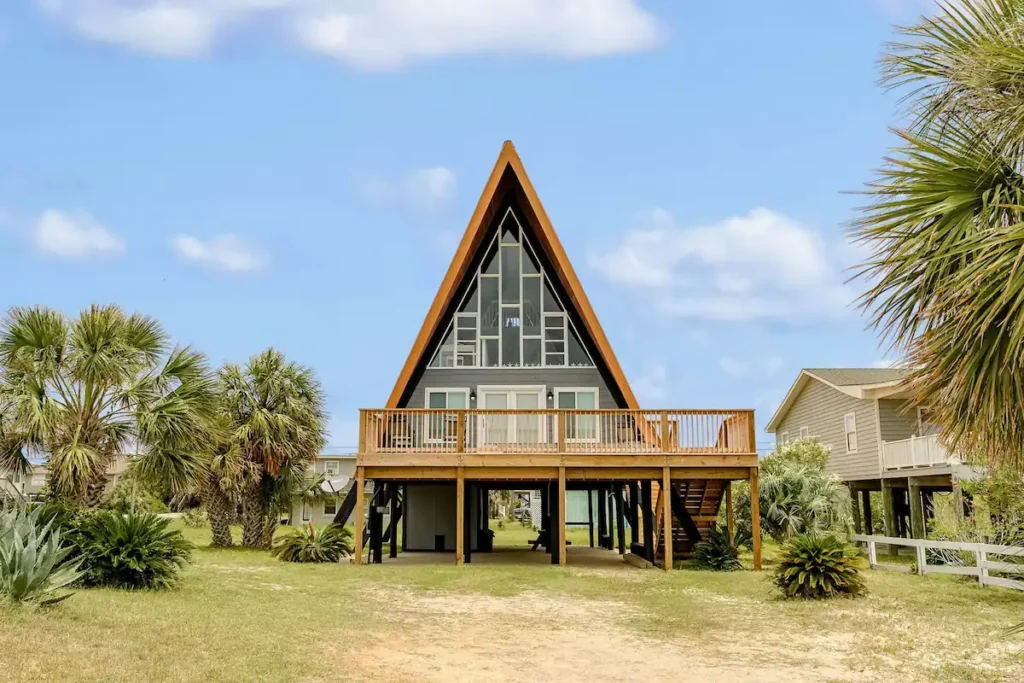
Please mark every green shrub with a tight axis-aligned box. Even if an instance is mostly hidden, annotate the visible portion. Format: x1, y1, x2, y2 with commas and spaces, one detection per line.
75, 512, 193, 589
693, 526, 742, 571
181, 508, 207, 529
0, 506, 82, 605
272, 523, 352, 563
774, 533, 865, 600
101, 474, 169, 515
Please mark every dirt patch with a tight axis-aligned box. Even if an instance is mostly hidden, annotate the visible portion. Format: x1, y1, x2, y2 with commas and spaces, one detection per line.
330, 588, 868, 683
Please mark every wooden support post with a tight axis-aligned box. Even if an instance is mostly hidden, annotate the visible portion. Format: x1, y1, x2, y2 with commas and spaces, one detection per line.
464, 482, 472, 564
353, 466, 365, 565
641, 480, 654, 563
550, 481, 559, 565
882, 479, 898, 556
540, 483, 550, 552
726, 481, 735, 551
370, 488, 383, 564
862, 489, 873, 535
628, 481, 640, 545
660, 410, 670, 452
909, 478, 925, 540
456, 468, 465, 566
851, 487, 863, 536
587, 488, 595, 548
615, 484, 626, 554
597, 485, 608, 549
557, 412, 566, 453
750, 466, 761, 571
662, 467, 673, 571
558, 467, 567, 567
456, 410, 465, 452
389, 482, 399, 559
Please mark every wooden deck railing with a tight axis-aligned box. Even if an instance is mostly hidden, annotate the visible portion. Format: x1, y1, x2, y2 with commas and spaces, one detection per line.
358, 409, 756, 456
881, 434, 960, 471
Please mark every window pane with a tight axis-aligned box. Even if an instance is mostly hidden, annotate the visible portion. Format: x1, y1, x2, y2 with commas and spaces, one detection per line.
429, 325, 455, 367
568, 326, 592, 366
501, 245, 520, 304
458, 281, 478, 313
557, 392, 576, 409
523, 239, 540, 274
482, 238, 499, 274
577, 391, 596, 409
448, 392, 467, 409
543, 279, 563, 312
523, 277, 541, 336
482, 339, 499, 367
480, 278, 499, 336
501, 212, 519, 243
428, 392, 448, 409
523, 338, 541, 366
502, 308, 520, 366
546, 353, 565, 366
324, 499, 337, 515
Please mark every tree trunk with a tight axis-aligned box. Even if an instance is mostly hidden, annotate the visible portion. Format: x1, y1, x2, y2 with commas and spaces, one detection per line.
200, 475, 235, 548
241, 482, 270, 549
260, 513, 278, 549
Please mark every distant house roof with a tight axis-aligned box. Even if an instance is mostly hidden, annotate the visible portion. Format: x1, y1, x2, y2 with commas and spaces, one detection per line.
766, 367, 913, 433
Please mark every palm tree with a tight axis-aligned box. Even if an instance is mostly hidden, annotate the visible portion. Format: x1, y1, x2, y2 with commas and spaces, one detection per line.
219, 349, 327, 549
0, 305, 218, 506
855, 0, 1024, 471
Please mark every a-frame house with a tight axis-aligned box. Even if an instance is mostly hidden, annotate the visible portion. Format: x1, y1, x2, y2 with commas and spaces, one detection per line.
351, 141, 760, 570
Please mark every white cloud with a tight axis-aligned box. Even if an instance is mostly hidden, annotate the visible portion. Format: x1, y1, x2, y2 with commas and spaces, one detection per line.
172, 233, 268, 272
362, 166, 457, 211
589, 207, 860, 323
36, 0, 664, 68
33, 209, 125, 259
633, 362, 668, 402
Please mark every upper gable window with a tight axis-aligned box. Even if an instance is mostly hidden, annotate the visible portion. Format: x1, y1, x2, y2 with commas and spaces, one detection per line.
429, 208, 595, 369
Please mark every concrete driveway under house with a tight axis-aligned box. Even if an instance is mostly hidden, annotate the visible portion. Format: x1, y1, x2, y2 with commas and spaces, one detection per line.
340, 141, 761, 570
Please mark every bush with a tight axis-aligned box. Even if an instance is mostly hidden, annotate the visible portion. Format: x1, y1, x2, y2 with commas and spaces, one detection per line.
693, 526, 741, 571
272, 523, 352, 563
0, 506, 82, 605
774, 533, 865, 600
75, 512, 193, 589
101, 474, 169, 515
181, 508, 207, 529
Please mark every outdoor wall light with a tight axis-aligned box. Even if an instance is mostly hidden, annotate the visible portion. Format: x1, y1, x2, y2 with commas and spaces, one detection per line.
470, 390, 477, 403
546, 390, 554, 403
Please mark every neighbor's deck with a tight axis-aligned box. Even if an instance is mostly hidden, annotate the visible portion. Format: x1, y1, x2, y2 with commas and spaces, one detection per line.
356, 408, 758, 479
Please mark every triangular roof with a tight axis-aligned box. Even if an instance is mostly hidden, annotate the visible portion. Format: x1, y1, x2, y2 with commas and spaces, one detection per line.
386, 141, 637, 409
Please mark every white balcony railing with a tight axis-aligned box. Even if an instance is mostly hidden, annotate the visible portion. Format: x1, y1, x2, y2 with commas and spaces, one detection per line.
882, 434, 960, 471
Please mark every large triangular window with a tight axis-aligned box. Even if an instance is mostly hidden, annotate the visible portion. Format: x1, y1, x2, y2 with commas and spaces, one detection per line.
429, 208, 595, 369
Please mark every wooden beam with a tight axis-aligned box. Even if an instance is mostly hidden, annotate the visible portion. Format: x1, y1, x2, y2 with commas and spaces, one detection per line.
750, 466, 762, 571
850, 487, 863, 536
628, 481, 640, 545
862, 489, 873, 534
353, 466, 365, 565
389, 483, 399, 559
726, 481, 735, 551
641, 480, 654, 563
587, 488, 595, 547
360, 454, 758, 469
558, 466, 567, 567
662, 466, 673, 571
614, 485, 626, 554
456, 467, 465, 566
909, 477, 926, 540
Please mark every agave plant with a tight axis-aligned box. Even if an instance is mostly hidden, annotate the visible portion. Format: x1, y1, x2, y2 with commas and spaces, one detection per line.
272, 522, 352, 563
0, 506, 82, 605
693, 526, 741, 571
774, 533, 865, 600
75, 511, 193, 589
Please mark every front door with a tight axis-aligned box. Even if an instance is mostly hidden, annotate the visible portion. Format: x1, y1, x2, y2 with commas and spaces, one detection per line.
479, 387, 545, 447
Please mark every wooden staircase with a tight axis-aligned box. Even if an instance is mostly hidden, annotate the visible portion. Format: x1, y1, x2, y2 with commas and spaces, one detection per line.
656, 480, 726, 559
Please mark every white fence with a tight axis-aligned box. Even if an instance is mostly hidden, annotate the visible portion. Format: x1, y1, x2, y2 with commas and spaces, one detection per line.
852, 534, 1024, 591
881, 434, 958, 471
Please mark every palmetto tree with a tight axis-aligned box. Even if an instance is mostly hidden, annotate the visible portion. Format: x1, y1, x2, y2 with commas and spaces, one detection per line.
0, 305, 218, 506
855, 0, 1024, 470
219, 349, 327, 549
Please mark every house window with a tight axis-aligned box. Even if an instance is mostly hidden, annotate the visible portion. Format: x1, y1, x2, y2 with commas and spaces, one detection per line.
301, 501, 311, 522
844, 413, 858, 452
779, 432, 789, 448
324, 498, 337, 516
425, 389, 469, 443
555, 388, 599, 441
918, 407, 940, 437
428, 207, 595, 369
324, 461, 339, 475
799, 426, 809, 440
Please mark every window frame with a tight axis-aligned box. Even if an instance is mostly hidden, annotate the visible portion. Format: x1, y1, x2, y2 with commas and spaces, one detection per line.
424, 388, 471, 444
323, 497, 337, 516
554, 387, 600, 443
844, 412, 859, 453
778, 432, 789, 448
301, 501, 311, 522
324, 460, 340, 475
799, 426, 810, 441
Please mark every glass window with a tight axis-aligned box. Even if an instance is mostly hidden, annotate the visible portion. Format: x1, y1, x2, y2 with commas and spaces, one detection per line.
523, 338, 542, 366
523, 239, 540, 274
557, 389, 599, 441
480, 278, 499, 336
482, 339, 499, 367
482, 238, 499, 274
429, 324, 455, 367
501, 245, 520, 304
543, 279, 563, 312
567, 326, 592, 366
325, 461, 339, 475
458, 281, 478, 313
301, 502, 311, 522
324, 498, 337, 516
844, 413, 858, 452
502, 308, 520, 366
500, 213, 519, 243
522, 277, 541, 336
426, 390, 468, 442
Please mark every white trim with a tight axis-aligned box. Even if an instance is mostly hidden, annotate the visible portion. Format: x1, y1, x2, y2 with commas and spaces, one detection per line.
874, 398, 884, 478
324, 461, 340, 475
799, 426, 809, 440
423, 388, 471, 444
779, 431, 789, 448
323, 497, 338, 516
553, 387, 600, 443
476, 385, 547, 445
844, 412, 859, 453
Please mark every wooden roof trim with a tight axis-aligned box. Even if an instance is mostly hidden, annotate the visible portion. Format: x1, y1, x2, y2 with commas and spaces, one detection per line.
386, 140, 638, 409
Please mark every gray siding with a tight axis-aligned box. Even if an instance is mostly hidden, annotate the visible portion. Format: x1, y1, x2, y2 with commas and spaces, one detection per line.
287, 456, 359, 527
405, 367, 621, 409
878, 399, 918, 443
776, 379, 880, 481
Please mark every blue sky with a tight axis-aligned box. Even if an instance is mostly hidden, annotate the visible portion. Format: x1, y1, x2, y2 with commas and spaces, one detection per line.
0, 1, 933, 452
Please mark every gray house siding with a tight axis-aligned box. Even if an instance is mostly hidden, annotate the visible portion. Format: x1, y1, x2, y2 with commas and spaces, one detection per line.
287, 456, 359, 527
776, 380, 880, 481
878, 399, 918, 443
404, 367, 622, 409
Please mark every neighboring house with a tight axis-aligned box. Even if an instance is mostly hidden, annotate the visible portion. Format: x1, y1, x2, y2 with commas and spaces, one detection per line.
766, 368, 980, 540
345, 141, 760, 569
1, 455, 131, 504
284, 453, 363, 527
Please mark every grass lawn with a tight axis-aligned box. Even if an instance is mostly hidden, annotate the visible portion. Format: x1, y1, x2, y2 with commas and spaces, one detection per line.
1, 521, 1022, 683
